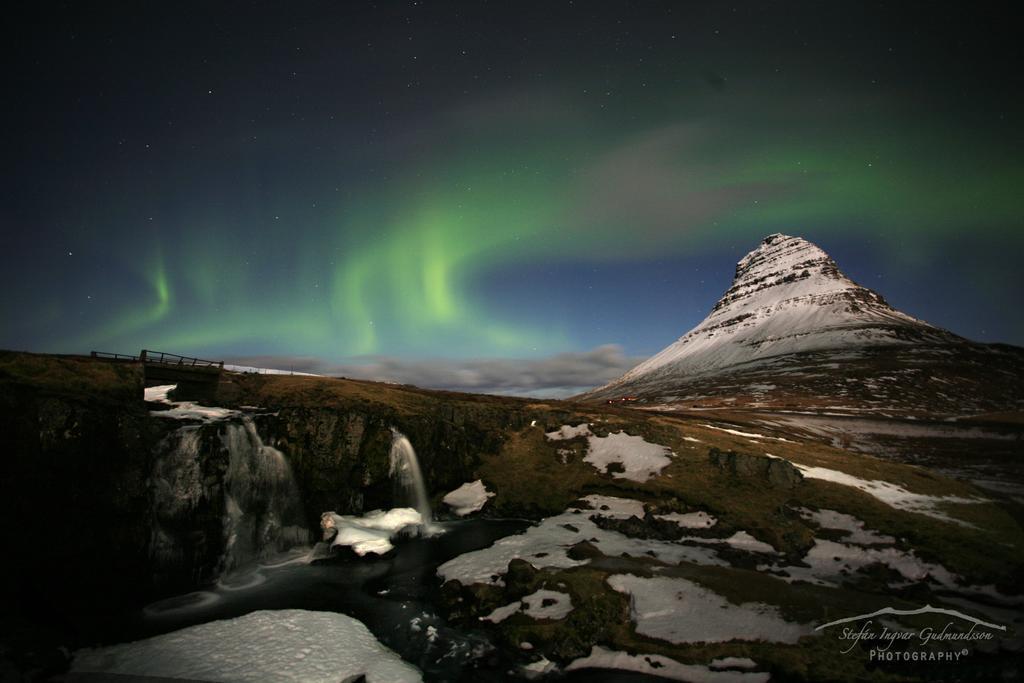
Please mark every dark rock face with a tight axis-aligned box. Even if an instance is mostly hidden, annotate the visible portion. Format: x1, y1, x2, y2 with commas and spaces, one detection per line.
708, 447, 803, 488
147, 422, 232, 592
254, 402, 531, 530
0, 380, 158, 673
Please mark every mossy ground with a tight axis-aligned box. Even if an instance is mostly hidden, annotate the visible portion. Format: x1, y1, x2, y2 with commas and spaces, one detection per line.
3, 352, 1019, 681
0, 350, 143, 404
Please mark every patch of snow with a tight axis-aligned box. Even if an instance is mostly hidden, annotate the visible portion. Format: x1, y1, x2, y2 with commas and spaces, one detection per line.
607, 574, 811, 644
683, 436, 702, 443
224, 364, 320, 376
521, 656, 559, 679
798, 508, 895, 545
584, 431, 673, 482
144, 384, 176, 403
546, 423, 592, 440
437, 496, 725, 586
655, 511, 717, 528
723, 531, 777, 554
568, 646, 768, 683
795, 464, 983, 527
701, 424, 793, 442
442, 480, 495, 516
521, 589, 573, 620
710, 657, 759, 671
764, 539, 959, 588
321, 508, 422, 556
480, 601, 522, 624
72, 609, 421, 682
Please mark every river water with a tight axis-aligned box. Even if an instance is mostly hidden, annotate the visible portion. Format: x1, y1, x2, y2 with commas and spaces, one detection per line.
83, 517, 676, 682
118, 519, 528, 681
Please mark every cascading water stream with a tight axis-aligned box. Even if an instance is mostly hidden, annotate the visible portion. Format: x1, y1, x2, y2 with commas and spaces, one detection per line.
221, 417, 308, 572
388, 428, 434, 527
149, 401, 310, 585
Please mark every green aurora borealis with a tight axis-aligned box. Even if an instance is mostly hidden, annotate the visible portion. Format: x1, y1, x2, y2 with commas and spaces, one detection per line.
3, 2, 1022, 390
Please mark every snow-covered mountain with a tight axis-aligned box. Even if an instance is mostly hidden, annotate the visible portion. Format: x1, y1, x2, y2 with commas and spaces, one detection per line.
581, 233, 1024, 415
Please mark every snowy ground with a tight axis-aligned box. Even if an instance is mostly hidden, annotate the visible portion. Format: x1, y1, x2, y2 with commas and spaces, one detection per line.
607, 574, 811, 644
443, 480, 495, 516
437, 495, 727, 586
583, 431, 674, 482
321, 508, 423, 556
545, 423, 592, 440
655, 510, 718, 528
567, 646, 768, 683
793, 462, 983, 526
798, 507, 895, 545
762, 538, 960, 589
545, 424, 674, 483
224, 364, 320, 376
482, 589, 574, 623
701, 423, 794, 442
72, 609, 421, 682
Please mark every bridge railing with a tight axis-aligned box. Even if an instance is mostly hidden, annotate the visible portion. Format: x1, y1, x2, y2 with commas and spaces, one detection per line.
90, 351, 139, 362
139, 350, 224, 369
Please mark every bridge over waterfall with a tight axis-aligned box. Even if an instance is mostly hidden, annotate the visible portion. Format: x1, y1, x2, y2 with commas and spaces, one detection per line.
91, 349, 224, 397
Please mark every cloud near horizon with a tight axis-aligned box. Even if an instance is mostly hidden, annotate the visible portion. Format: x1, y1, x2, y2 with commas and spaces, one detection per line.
224, 344, 645, 398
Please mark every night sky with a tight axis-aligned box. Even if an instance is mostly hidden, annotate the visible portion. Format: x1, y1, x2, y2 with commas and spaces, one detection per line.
3, 2, 1021, 395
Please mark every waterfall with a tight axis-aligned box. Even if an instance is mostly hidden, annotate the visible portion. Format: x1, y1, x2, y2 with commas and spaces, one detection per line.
388, 428, 433, 525
221, 417, 309, 572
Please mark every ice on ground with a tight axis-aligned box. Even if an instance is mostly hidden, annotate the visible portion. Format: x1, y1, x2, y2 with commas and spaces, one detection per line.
152, 400, 239, 421
72, 609, 421, 682
443, 480, 495, 516
144, 384, 176, 403
521, 656, 559, 678
766, 540, 1024, 605
482, 589, 573, 622
764, 539, 958, 588
655, 511, 717, 528
567, 647, 768, 683
722, 531, 777, 554
321, 508, 422, 556
546, 423, 592, 440
798, 507, 895, 545
583, 494, 645, 519
710, 657, 759, 671
584, 431, 673, 483
701, 424, 793, 442
438, 495, 725, 586
481, 601, 522, 624
794, 463, 983, 527
521, 589, 573, 620
607, 574, 811, 644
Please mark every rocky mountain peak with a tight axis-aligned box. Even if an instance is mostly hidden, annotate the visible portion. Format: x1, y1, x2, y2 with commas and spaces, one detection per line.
582, 232, 959, 400
714, 233, 847, 314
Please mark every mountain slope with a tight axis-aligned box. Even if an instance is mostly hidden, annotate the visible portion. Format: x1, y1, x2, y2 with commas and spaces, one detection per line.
581, 233, 1024, 415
